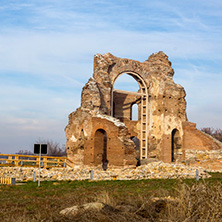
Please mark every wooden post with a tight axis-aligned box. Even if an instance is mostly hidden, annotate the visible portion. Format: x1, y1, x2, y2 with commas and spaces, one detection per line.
14, 156, 19, 166
43, 157, 47, 168
8, 155, 12, 165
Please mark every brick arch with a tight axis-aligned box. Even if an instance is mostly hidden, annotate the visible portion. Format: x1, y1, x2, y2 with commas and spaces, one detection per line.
106, 56, 148, 85
113, 71, 147, 88
171, 128, 182, 162
111, 71, 148, 115
94, 128, 108, 170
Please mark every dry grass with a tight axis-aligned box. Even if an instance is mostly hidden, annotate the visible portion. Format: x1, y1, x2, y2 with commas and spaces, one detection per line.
1, 177, 222, 221
75, 182, 222, 222
166, 182, 222, 221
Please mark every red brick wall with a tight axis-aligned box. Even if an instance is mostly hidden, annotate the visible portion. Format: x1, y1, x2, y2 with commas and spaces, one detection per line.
84, 117, 134, 166
183, 122, 221, 151
160, 134, 172, 162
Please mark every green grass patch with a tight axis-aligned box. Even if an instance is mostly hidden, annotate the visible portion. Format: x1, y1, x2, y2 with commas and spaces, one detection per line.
1, 174, 222, 221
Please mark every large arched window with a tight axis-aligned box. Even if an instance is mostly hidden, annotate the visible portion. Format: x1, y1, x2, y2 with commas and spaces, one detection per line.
114, 73, 140, 92
113, 73, 140, 121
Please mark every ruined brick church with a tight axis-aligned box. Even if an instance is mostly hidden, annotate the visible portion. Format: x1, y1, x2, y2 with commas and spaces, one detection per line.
65, 52, 222, 169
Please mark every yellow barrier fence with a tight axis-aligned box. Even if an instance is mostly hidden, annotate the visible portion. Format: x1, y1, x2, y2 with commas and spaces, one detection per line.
0, 154, 74, 168
0, 177, 16, 185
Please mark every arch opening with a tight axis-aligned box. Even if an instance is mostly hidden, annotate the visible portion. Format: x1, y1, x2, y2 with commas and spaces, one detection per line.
112, 73, 141, 121
171, 129, 182, 162
114, 73, 140, 92
94, 129, 108, 170
131, 103, 139, 121
112, 72, 146, 120
111, 71, 148, 160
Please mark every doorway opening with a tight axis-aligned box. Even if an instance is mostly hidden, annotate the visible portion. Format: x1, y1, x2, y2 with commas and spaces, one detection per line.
94, 129, 108, 170
171, 129, 181, 162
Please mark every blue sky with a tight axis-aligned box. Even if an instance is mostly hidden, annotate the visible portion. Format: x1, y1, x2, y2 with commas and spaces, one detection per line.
0, 0, 222, 154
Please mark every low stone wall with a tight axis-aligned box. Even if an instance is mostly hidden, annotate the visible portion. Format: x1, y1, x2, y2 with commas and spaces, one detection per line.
185, 149, 222, 171
186, 149, 222, 161
0, 161, 210, 182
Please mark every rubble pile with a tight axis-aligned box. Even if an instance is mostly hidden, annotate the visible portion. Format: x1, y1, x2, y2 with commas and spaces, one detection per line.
0, 161, 210, 182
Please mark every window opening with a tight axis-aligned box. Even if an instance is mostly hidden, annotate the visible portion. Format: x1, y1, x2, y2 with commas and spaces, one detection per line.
171, 129, 181, 162
131, 103, 139, 120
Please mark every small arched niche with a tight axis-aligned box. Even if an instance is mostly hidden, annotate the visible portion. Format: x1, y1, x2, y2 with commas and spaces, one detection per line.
94, 129, 108, 170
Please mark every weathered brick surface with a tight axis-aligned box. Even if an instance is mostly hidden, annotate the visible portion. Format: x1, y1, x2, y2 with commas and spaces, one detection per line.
183, 122, 222, 151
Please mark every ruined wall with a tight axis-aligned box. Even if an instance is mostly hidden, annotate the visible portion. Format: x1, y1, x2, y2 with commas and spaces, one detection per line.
65, 52, 222, 168
92, 52, 187, 160
65, 108, 136, 167
65, 75, 137, 167
113, 92, 139, 121
183, 122, 222, 151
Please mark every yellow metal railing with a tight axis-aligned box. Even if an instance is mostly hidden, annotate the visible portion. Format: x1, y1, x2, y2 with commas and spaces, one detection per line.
0, 177, 16, 185
0, 154, 74, 168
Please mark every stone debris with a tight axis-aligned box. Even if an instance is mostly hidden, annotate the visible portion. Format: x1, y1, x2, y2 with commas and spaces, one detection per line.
95, 112, 125, 127
60, 202, 105, 216
60, 197, 178, 217
0, 161, 210, 182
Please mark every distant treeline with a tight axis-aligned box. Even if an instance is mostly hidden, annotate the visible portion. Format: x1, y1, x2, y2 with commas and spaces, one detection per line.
201, 127, 222, 142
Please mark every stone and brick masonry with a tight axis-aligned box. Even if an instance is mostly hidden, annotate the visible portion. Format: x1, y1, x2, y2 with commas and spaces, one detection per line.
1, 52, 221, 182
65, 52, 222, 170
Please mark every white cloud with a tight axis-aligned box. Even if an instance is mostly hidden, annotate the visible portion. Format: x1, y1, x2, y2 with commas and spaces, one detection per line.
0, 29, 221, 78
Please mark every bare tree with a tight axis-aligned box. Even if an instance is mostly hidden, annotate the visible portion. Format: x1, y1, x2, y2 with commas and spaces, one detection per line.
213, 128, 222, 142
16, 150, 34, 155
201, 127, 222, 142
36, 139, 67, 157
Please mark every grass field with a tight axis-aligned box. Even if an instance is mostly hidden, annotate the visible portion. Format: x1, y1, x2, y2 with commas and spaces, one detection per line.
1, 173, 222, 221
